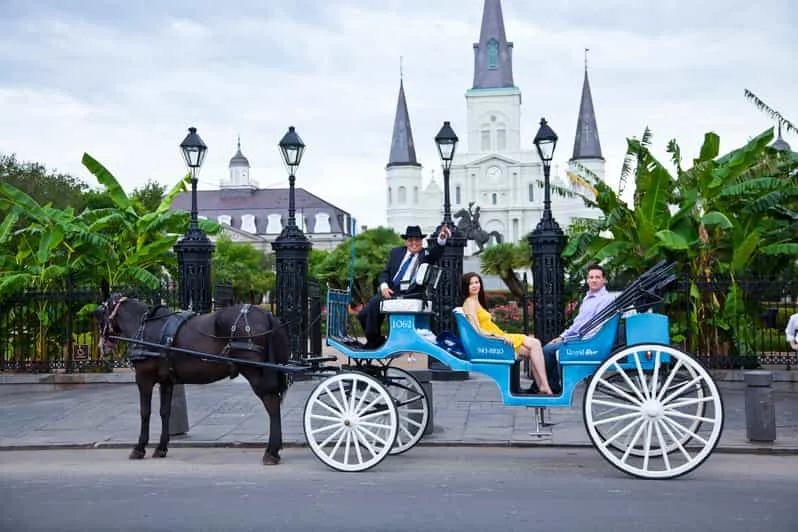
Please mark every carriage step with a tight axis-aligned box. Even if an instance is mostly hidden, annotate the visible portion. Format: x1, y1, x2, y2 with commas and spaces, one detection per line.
528, 407, 554, 438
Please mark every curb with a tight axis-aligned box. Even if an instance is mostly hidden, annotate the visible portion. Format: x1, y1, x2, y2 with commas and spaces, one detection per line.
2, 369, 797, 385
2, 440, 797, 455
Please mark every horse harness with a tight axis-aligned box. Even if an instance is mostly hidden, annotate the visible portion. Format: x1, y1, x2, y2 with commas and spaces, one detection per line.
128, 304, 269, 381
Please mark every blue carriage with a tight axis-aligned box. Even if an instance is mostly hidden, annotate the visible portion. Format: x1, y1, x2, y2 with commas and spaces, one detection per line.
303, 261, 724, 479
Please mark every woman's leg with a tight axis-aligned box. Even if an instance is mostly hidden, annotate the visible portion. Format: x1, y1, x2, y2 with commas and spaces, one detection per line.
522, 337, 552, 394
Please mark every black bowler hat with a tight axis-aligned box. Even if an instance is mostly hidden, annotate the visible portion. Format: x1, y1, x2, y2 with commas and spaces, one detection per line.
401, 225, 425, 239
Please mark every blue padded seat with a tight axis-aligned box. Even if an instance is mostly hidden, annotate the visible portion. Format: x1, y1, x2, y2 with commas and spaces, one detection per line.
453, 308, 515, 362
557, 314, 620, 364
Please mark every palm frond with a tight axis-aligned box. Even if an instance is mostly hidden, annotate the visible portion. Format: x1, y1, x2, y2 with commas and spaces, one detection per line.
744, 89, 797, 135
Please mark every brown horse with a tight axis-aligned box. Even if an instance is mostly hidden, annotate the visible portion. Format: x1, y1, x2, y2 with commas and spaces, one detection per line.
94, 293, 290, 465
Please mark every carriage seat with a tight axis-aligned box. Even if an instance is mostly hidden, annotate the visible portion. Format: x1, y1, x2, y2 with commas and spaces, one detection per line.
557, 314, 620, 364
452, 307, 515, 363
379, 263, 440, 314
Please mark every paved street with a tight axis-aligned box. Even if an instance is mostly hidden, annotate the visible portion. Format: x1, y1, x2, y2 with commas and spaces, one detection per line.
2, 447, 796, 532
0, 370, 797, 453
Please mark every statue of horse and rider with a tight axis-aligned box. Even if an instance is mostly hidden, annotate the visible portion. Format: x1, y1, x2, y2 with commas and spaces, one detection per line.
453, 202, 503, 254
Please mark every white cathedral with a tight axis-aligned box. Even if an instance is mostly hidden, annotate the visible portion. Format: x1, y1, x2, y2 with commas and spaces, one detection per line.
385, 0, 605, 254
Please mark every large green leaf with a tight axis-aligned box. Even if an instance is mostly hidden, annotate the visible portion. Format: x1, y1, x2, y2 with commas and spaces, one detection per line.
654, 229, 690, 250
81, 153, 134, 215
731, 230, 760, 271
700, 211, 733, 229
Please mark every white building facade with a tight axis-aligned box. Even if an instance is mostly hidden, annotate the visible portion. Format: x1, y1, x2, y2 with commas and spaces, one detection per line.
386, 0, 605, 253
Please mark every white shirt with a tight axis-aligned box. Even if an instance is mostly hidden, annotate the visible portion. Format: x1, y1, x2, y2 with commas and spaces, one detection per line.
786, 313, 798, 343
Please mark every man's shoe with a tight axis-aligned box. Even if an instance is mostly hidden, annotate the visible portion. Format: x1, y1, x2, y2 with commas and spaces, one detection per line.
364, 336, 386, 350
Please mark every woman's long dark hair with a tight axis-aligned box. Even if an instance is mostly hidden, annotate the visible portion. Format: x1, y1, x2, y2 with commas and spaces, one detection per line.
461, 272, 488, 308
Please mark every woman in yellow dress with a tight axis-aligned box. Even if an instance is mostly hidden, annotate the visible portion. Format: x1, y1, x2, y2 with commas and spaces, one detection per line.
461, 272, 553, 395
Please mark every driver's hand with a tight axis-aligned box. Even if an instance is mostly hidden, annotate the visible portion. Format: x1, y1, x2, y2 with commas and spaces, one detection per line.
382, 287, 394, 299
440, 223, 451, 239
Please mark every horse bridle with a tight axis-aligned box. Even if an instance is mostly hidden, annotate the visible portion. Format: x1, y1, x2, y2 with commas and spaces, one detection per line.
97, 295, 128, 354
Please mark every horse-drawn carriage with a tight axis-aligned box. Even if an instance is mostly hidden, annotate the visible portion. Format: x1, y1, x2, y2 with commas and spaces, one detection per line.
98, 261, 723, 479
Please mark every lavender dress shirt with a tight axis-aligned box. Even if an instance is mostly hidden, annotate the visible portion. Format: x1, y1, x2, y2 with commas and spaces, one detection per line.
561, 286, 614, 339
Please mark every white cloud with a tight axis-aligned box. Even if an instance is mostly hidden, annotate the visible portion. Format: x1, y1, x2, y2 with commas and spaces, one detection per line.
0, 0, 796, 226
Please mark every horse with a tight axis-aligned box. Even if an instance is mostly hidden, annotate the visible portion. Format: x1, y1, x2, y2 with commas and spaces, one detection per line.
93, 292, 291, 465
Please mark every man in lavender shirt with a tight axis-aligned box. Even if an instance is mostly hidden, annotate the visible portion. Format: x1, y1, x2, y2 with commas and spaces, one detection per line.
533, 264, 614, 394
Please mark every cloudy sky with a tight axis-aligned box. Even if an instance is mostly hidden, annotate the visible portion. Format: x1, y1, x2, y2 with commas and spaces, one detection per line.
1, 0, 796, 229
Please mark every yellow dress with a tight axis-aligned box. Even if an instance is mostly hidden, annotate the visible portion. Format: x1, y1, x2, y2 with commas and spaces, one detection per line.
477, 306, 526, 350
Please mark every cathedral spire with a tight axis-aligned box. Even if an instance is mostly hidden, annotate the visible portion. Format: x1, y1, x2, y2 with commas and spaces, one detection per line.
472, 0, 514, 89
387, 75, 420, 167
571, 51, 604, 161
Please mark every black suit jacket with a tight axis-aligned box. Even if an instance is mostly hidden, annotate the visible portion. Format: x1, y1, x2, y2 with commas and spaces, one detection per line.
378, 241, 445, 289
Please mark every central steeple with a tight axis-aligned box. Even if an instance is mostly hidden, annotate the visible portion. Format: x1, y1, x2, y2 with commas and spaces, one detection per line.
472, 0, 514, 89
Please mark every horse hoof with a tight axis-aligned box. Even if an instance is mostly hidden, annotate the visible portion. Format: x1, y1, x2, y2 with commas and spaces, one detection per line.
129, 449, 146, 460
152, 449, 168, 458
262, 454, 280, 466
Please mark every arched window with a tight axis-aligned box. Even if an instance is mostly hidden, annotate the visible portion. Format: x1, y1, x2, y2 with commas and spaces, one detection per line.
388, 187, 392, 205
487, 39, 499, 70
398, 186, 407, 204
491, 193, 497, 205
481, 129, 491, 151
413, 186, 419, 204
455, 185, 461, 204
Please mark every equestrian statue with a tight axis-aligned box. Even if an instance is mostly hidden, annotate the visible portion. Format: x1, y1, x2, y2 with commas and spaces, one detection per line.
453, 202, 503, 254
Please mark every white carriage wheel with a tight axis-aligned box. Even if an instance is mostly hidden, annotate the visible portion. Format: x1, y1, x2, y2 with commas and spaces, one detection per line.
591, 360, 706, 457
383, 367, 430, 455
583, 344, 724, 479
303, 372, 398, 472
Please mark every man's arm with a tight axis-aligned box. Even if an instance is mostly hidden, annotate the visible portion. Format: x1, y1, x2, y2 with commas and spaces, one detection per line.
378, 248, 400, 297
423, 224, 450, 264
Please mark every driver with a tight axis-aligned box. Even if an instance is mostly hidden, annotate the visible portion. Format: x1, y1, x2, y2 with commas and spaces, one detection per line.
357, 224, 450, 349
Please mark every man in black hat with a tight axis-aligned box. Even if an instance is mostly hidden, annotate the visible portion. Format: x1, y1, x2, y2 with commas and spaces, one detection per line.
357, 223, 451, 348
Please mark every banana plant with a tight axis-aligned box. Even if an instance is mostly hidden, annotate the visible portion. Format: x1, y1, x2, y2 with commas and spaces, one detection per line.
80, 153, 220, 289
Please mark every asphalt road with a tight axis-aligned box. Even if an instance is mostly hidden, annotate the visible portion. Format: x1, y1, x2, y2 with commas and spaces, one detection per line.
1, 447, 795, 532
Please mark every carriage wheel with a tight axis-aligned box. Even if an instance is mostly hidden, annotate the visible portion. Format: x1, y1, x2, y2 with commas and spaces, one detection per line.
303, 372, 398, 472
591, 361, 706, 457
382, 367, 430, 455
583, 344, 724, 479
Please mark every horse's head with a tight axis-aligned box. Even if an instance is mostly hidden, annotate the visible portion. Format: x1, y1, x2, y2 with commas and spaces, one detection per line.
93, 292, 137, 356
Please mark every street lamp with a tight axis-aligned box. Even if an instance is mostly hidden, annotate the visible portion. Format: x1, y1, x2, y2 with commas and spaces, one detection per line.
435, 121, 458, 225
271, 126, 312, 361
174, 126, 214, 314
428, 121, 468, 380
528, 118, 566, 344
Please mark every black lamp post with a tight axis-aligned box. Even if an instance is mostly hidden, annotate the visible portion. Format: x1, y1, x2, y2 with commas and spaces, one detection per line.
528, 118, 566, 344
271, 126, 312, 360
428, 121, 468, 380
174, 126, 214, 314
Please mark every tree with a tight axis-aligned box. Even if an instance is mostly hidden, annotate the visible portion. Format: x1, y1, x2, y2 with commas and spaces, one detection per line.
211, 235, 275, 303
478, 241, 530, 302
131, 180, 167, 213
0, 153, 89, 211
312, 227, 403, 304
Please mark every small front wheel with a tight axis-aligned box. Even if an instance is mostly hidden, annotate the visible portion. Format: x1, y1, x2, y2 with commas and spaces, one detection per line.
303, 372, 398, 472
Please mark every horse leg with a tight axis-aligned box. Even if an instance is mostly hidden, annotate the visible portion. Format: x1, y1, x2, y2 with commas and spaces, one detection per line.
131, 377, 154, 460
152, 380, 173, 458
261, 393, 283, 465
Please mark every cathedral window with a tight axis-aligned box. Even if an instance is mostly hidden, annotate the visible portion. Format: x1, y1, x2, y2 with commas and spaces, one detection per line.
388, 187, 392, 205
481, 129, 491, 151
413, 186, 419, 204
487, 39, 499, 70
496, 128, 506, 151
398, 186, 407, 204
455, 185, 461, 204
528, 184, 534, 202
491, 193, 497, 205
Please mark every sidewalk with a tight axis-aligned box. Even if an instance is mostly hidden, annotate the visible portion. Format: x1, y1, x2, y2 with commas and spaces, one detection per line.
1, 364, 796, 454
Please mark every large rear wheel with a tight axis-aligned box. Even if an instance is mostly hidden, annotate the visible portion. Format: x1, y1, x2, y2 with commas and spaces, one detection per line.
583, 344, 724, 479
